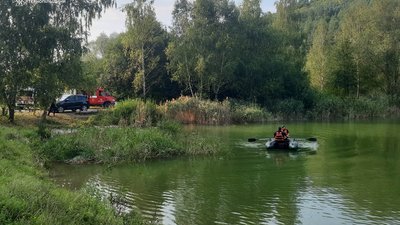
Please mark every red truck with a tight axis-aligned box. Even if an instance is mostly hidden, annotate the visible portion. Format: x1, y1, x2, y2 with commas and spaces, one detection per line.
88, 88, 116, 107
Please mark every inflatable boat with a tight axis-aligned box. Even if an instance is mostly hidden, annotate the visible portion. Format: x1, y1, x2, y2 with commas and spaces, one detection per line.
265, 138, 299, 150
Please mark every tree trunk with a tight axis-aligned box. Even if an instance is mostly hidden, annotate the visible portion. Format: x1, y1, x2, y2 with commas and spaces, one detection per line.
41, 109, 47, 122
1, 107, 6, 116
8, 105, 15, 123
142, 44, 146, 99
184, 54, 194, 97
356, 60, 360, 99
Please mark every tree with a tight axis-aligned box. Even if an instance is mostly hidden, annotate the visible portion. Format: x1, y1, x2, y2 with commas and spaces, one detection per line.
305, 19, 330, 91
0, 0, 115, 122
123, 0, 165, 99
166, 0, 196, 96
100, 34, 134, 100
82, 33, 119, 95
231, 0, 269, 101
328, 39, 357, 97
332, 0, 389, 99
205, 0, 240, 99
371, 0, 400, 104
0, 2, 33, 123
168, 0, 240, 99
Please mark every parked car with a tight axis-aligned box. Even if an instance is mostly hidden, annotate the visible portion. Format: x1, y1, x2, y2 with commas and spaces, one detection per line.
56, 95, 89, 113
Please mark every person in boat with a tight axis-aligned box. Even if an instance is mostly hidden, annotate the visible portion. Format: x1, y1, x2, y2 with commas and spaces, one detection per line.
282, 125, 289, 139
273, 127, 287, 141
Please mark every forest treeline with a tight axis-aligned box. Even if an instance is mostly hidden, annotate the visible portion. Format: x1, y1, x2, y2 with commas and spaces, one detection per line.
84, 0, 400, 118
1, 0, 400, 122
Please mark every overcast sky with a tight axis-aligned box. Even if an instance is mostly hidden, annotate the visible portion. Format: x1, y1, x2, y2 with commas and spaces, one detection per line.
88, 0, 277, 41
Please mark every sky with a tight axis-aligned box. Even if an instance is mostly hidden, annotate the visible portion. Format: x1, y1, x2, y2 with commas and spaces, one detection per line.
88, 0, 277, 41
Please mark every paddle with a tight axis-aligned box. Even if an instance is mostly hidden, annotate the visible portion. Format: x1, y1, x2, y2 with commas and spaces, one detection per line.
307, 137, 317, 142
248, 138, 271, 142
249, 137, 317, 142
293, 137, 318, 142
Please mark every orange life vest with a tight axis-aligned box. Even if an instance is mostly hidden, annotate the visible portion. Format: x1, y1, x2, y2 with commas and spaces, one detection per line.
274, 131, 284, 141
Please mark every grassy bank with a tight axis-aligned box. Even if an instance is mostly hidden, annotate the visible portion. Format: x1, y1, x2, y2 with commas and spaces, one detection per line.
0, 127, 145, 225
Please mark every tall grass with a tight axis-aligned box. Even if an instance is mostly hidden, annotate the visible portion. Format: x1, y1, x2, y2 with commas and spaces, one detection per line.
88, 99, 160, 127
230, 100, 272, 124
0, 126, 146, 225
36, 125, 224, 164
274, 99, 305, 120
306, 94, 391, 120
89, 95, 394, 123
161, 96, 270, 125
89, 97, 269, 126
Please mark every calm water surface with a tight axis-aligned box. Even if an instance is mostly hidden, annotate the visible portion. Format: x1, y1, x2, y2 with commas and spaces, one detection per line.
50, 122, 400, 225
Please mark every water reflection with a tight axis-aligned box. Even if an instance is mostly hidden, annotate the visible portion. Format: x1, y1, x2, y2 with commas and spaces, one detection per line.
50, 123, 400, 225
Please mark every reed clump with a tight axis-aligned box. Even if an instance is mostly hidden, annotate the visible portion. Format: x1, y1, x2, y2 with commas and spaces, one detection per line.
36, 124, 223, 164
88, 99, 160, 127
161, 96, 269, 125
306, 94, 390, 120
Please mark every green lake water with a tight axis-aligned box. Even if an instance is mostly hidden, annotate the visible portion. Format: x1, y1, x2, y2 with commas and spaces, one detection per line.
50, 122, 400, 225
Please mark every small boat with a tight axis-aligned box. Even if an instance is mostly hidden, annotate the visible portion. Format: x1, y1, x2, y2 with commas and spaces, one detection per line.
265, 138, 299, 150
